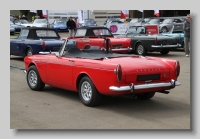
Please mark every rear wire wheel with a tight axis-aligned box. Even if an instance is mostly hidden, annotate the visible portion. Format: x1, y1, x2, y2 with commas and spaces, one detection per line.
136, 43, 147, 55
26, 48, 33, 56
79, 76, 102, 107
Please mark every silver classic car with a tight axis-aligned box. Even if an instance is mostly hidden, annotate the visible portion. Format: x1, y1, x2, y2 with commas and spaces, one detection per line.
159, 18, 185, 33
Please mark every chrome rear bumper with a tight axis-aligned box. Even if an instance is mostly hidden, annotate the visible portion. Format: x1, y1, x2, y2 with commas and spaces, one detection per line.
151, 44, 181, 48
109, 79, 181, 92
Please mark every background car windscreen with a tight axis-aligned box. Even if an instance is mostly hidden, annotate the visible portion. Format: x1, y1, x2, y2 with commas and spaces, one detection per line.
93, 29, 112, 36
75, 29, 87, 36
36, 30, 59, 38
127, 26, 146, 34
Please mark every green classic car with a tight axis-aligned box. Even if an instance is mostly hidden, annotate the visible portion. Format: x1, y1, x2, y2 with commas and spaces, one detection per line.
117, 26, 181, 55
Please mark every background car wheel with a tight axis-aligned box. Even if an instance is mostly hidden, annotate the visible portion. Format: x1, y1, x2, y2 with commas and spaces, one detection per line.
161, 27, 168, 33
160, 50, 169, 55
27, 65, 45, 91
136, 43, 147, 55
182, 42, 185, 52
79, 76, 102, 107
136, 92, 155, 100
84, 45, 90, 49
26, 48, 33, 56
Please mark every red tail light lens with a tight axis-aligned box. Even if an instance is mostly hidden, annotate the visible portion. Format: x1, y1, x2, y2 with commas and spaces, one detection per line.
178, 36, 180, 43
115, 64, 122, 82
42, 41, 46, 50
155, 37, 158, 44
175, 61, 180, 77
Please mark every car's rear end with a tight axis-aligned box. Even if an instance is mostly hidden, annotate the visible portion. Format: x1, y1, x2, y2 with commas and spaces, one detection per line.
107, 37, 132, 53
92, 56, 181, 95
149, 34, 181, 51
39, 39, 65, 52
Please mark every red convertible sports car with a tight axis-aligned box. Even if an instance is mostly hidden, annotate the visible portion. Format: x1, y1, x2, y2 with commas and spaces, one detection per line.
24, 38, 181, 107
65, 26, 132, 53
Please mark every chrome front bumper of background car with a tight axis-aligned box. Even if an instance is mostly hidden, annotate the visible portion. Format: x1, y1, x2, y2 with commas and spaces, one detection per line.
151, 43, 181, 48
109, 79, 181, 92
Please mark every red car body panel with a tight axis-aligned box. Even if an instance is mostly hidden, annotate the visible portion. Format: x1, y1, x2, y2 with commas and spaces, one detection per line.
24, 53, 179, 95
67, 36, 132, 53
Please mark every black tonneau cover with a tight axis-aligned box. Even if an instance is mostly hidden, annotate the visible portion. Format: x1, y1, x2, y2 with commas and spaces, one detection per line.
63, 47, 137, 60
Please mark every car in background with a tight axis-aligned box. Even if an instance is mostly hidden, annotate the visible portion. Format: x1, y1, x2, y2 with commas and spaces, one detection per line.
13, 19, 33, 27
10, 25, 15, 35
104, 18, 119, 25
10, 21, 25, 33
79, 19, 97, 27
133, 18, 153, 26
159, 18, 185, 33
129, 18, 140, 24
162, 26, 184, 50
23, 39, 181, 107
50, 19, 68, 32
66, 26, 132, 54
119, 18, 132, 23
10, 27, 64, 57
116, 26, 181, 55
107, 20, 124, 24
32, 19, 48, 27
145, 18, 165, 25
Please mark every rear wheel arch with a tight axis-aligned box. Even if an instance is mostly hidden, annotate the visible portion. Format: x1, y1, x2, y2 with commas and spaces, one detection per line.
131, 41, 142, 53
76, 73, 99, 92
76, 73, 90, 91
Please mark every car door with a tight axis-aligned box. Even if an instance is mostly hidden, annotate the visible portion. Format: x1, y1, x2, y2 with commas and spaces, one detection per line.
10, 29, 29, 56
46, 56, 74, 88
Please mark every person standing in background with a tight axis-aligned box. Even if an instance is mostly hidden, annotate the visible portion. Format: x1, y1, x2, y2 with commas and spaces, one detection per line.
10, 14, 14, 22
74, 18, 80, 28
183, 14, 190, 57
67, 16, 76, 37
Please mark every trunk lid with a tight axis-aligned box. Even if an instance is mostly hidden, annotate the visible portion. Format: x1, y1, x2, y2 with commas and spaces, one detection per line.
104, 56, 170, 84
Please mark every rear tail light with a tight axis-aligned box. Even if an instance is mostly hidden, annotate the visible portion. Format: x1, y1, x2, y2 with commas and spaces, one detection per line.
178, 36, 180, 43
42, 41, 46, 50
114, 64, 122, 82
175, 61, 180, 77
155, 37, 158, 45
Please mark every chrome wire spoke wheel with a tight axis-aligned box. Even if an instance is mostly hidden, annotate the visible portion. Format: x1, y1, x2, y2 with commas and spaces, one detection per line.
81, 81, 92, 101
26, 48, 33, 56
28, 70, 38, 87
137, 45, 144, 55
27, 50, 32, 56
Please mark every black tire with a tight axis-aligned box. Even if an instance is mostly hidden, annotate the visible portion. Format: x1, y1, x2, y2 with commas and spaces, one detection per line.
26, 48, 33, 56
161, 27, 168, 33
79, 76, 102, 107
160, 50, 169, 55
136, 92, 155, 100
182, 42, 185, 52
136, 43, 147, 55
84, 45, 90, 49
27, 65, 45, 91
